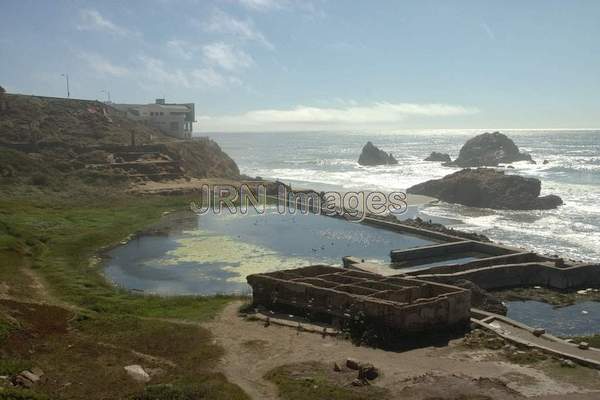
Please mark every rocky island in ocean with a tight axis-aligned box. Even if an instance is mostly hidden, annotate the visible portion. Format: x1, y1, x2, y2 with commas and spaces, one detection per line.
424, 151, 452, 163
358, 141, 398, 166
407, 168, 563, 210
447, 131, 534, 167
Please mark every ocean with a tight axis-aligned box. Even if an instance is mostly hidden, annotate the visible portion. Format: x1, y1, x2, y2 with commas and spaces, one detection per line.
207, 130, 600, 263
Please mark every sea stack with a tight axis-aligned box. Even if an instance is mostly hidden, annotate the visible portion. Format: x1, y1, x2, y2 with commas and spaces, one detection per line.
425, 152, 451, 163
448, 132, 534, 167
407, 168, 563, 210
358, 142, 398, 166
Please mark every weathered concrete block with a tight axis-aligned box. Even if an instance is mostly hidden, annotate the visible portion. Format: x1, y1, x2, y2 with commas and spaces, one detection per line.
346, 358, 360, 370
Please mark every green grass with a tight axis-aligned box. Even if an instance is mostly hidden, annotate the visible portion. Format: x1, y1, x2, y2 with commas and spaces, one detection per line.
265, 362, 389, 400
132, 378, 249, 400
0, 194, 234, 321
0, 358, 32, 376
0, 191, 250, 399
0, 388, 50, 400
0, 316, 12, 343
569, 335, 600, 348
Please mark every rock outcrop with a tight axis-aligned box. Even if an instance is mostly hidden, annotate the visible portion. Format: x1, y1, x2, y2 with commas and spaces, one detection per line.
163, 138, 240, 179
425, 152, 451, 163
449, 132, 533, 167
358, 142, 398, 166
407, 168, 563, 210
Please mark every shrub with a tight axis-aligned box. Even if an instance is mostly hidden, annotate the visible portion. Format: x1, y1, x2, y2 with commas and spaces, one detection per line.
30, 174, 48, 186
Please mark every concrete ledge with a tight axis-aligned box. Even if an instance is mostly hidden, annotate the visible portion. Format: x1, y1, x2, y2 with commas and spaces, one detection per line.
244, 312, 340, 336
405, 252, 548, 276
471, 308, 600, 370
414, 262, 600, 291
390, 241, 475, 262
390, 240, 521, 264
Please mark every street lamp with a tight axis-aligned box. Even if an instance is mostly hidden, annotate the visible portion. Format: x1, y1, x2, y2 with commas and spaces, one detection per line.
101, 89, 111, 103
61, 73, 70, 98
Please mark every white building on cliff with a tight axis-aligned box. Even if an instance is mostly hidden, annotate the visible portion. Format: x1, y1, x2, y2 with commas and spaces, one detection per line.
113, 98, 195, 139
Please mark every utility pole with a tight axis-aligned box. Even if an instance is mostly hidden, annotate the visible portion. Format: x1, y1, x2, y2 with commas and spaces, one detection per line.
101, 89, 111, 103
61, 73, 70, 98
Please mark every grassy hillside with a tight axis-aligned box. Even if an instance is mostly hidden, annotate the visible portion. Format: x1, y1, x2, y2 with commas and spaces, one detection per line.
0, 94, 240, 191
0, 94, 167, 146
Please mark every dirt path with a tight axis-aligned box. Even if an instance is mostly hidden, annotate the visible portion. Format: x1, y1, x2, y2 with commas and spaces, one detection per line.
1, 264, 83, 313
205, 301, 599, 400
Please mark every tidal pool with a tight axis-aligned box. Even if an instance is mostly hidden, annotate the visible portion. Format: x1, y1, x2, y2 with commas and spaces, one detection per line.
104, 208, 436, 295
506, 300, 600, 337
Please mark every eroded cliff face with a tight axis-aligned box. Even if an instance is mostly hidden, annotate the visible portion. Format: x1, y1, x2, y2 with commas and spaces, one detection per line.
163, 139, 240, 179
407, 168, 563, 210
0, 94, 240, 188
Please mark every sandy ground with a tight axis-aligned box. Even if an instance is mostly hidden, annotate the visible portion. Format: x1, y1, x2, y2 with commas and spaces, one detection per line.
205, 301, 600, 400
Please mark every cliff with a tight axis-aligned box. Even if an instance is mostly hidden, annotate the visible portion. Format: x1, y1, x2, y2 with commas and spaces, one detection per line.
0, 94, 240, 188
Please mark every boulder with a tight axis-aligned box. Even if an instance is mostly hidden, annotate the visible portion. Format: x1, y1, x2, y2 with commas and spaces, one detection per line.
358, 142, 398, 166
448, 132, 533, 167
561, 359, 576, 368
424, 152, 451, 163
533, 328, 546, 337
124, 365, 151, 383
407, 168, 563, 210
358, 363, 379, 380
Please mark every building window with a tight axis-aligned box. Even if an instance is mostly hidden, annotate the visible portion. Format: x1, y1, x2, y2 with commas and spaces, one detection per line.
160, 112, 164, 116
170, 122, 179, 131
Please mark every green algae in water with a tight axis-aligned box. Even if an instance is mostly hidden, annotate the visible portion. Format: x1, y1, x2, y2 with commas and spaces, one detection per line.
104, 208, 437, 295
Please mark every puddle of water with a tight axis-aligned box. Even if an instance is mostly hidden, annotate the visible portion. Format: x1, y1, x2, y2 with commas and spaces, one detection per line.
104, 208, 436, 295
506, 300, 600, 337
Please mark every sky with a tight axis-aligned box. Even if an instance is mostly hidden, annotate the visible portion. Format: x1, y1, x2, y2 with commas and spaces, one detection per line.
1, 0, 599, 132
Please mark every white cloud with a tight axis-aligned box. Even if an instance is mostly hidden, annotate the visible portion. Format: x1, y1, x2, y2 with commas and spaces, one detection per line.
78, 52, 130, 77
202, 42, 254, 71
137, 55, 241, 89
138, 55, 190, 88
203, 9, 274, 50
237, 0, 325, 18
77, 9, 136, 37
238, 0, 282, 11
480, 22, 496, 40
192, 68, 242, 87
166, 39, 195, 60
195, 102, 479, 132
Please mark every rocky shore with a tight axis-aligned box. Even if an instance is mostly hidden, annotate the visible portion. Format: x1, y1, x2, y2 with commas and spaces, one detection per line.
407, 168, 563, 210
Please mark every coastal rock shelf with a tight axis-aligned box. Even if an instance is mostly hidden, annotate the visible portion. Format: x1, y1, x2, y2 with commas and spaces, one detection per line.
407, 168, 563, 210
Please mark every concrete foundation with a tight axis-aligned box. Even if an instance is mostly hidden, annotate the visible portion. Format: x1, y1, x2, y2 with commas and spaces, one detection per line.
247, 265, 471, 334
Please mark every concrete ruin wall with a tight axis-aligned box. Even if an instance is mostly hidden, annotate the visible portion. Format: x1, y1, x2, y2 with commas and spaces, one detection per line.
403, 252, 551, 276
414, 262, 600, 291
247, 265, 471, 333
390, 240, 522, 264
